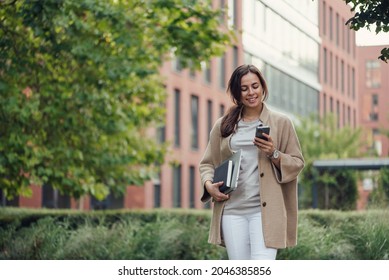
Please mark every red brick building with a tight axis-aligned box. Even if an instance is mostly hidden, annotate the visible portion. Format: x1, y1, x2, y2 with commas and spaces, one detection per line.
319, 0, 358, 128
357, 45, 389, 157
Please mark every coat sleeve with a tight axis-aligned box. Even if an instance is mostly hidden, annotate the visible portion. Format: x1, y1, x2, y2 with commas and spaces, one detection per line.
199, 119, 223, 202
273, 117, 305, 184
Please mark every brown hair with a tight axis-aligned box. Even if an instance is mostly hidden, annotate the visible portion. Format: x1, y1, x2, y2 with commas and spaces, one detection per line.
220, 64, 269, 137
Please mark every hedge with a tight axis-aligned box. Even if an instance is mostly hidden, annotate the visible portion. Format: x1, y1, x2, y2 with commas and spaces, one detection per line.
0, 208, 388, 260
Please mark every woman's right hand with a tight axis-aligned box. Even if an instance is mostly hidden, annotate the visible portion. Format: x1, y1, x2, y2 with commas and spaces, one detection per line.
205, 180, 230, 202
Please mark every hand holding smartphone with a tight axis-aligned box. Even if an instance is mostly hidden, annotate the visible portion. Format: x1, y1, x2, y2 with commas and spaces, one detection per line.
255, 125, 270, 141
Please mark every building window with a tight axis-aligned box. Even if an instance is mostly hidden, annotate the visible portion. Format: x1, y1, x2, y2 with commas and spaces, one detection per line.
329, 7, 333, 41
342, 17, 346, 49
336, 13, 339, 46
173, 165, 182, 208
341, 60, 345, 93
189, 166, 196, 208
157, 124, 166, 144
323, 1, 326, 36
323, 48, 327, 83
352, 67, 355, 99
154, 183, 161, 208
370, 112, 379, 121
0, 190, 19, 207
207, 100, 213, 140
219, 0, 226, 23
157, 101, 166, 144
153, 175, 161, 208
264, 63, 318, 117
202, 61, 212, 84
189, 65, 196, 79
372, 94, 378, 106
348, 106, 351, 125
336, 100, 340, 128
330, 52, 333, 87
335, 56, 338, 90
172, 57, 183, 72
220, 104, 225, 117
330, 96, 333, 113
90, 192, 124, 210
191, 94, 199, 149
233, 46, 239, 69
366, 60, 381, 88
174, 89, 181, 147
228, 0, 237, 28
42, 184, 70, 209
347, 65, 351, 96
219, 53, 226, 89
370, 94, 379, 121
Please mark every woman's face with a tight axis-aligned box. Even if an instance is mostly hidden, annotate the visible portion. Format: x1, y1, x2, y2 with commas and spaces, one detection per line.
240, 72, 263, 109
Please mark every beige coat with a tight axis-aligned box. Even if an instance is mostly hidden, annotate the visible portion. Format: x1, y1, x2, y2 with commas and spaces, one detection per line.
199, 104, 304, 249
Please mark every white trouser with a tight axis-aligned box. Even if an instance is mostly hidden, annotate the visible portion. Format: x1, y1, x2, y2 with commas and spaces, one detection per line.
222, 212, 277, 260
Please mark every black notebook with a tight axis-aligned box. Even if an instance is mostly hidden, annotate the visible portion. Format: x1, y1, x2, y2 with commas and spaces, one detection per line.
213, 150, 242, 194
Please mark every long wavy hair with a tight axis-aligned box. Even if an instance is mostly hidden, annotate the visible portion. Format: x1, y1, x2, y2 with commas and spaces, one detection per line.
220, 64, 269, 137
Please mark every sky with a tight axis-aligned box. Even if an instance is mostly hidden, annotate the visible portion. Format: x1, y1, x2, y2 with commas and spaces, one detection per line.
355, 26, 389, 46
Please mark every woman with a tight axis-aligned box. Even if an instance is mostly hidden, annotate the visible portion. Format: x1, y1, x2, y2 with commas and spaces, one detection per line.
199, 64, 304, 260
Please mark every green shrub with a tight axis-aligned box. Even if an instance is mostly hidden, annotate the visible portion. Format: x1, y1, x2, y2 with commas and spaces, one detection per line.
0, 208, 227, 260
279, 209, 389, 260
1, 208, 388, 260
278, 215, 354, 260
346, 210, 389, 260
0, 217, 70, 259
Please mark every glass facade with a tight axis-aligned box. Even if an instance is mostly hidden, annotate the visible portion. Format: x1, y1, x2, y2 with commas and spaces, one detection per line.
242, 64, 316, 118
243, 0, 319, 75
245, 56, 319, 117
242, 0, 320, 118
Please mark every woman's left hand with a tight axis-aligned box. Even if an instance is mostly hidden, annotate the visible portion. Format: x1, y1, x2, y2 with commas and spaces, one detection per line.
253, 133, 274, 157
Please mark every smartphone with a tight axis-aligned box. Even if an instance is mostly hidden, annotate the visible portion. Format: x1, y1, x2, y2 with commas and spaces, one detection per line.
255, 125, 270, 141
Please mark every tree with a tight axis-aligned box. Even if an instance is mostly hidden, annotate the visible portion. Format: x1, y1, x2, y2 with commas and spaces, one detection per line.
369, 168, 389, 208
296, 114, 364, 210
0, 0, 233, 201
344, 0, 389, 62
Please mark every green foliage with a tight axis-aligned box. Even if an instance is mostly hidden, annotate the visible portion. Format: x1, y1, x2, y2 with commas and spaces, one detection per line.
344, 0, 389, 62
0, 208, 227, 260
279, 215, 354, 259
279, 209, 389, 260
0, 0, 232, 200
379, 168, 389, 200
370, 168, 389, 207
296, 114, 363, 209
321, 169, 358, 210
1, 208, 389, 260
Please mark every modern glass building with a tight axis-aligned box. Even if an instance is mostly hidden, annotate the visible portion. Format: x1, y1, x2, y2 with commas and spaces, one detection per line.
242, 0, 321, 119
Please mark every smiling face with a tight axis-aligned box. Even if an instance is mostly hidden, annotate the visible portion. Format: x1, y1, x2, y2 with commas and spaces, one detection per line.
240, 72, 263, 110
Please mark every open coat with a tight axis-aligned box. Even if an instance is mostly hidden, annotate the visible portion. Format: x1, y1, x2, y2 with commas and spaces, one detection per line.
199, 104, 304, 249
